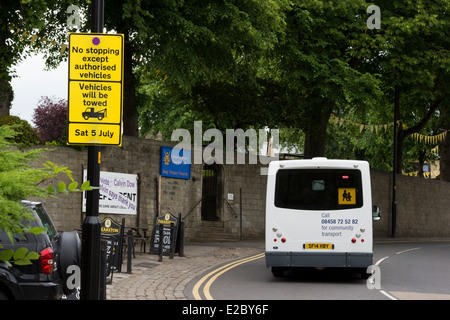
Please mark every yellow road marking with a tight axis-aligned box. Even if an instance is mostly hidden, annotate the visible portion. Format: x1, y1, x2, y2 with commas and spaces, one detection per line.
192, 252, 265, 300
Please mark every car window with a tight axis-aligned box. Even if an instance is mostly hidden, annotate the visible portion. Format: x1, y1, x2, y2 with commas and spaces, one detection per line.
0, 231, 29, 244
33, 206, 58, 240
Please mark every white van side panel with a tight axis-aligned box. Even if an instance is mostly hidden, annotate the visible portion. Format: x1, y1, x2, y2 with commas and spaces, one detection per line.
265, 159, 373, 269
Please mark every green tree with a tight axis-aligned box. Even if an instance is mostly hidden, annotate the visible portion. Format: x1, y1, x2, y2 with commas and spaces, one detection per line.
261, 0, 381, 158
342, 0, 450, 173
362, 0, 449, 174
262, 0, 449, 171
125, 0, 288, 137
139, 0, 383, 154
439, 107, 450, 181
325, 105, 440, 174
1, 0, 45, 117
0, 0, 84, 118
3, 1, 287, 141
0, 125, 92, 265
0, 115, 41, 146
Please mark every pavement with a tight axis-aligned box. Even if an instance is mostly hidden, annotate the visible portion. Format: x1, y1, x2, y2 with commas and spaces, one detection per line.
106, 240, 265, 300
106, 237, 450, 300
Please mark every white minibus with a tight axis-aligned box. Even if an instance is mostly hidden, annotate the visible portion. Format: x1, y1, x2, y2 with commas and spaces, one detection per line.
265, 158, 380, 277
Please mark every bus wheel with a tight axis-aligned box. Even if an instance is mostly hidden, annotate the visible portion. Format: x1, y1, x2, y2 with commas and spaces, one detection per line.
358, 268, 370, 279
272, 267, 286, 277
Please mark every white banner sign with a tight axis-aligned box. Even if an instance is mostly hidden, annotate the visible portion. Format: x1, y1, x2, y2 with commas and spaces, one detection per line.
82, 170, 138, 215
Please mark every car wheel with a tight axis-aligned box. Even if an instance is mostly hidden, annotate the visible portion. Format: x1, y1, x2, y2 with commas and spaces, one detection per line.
58, 231, 81, 295
0, 290, 10, 300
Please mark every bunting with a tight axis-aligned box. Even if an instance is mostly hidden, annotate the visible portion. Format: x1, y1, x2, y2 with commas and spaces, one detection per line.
329, 114, 448, 145
404, 171, 439, 179
411, 131, 448, 144
329, 114, 394, 133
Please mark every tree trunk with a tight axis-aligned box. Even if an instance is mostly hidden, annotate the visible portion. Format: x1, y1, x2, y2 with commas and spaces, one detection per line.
0, 34, 12, 118
122, 33, 139, 137
395, 127, 405, 174
417, 150, 426, 178
439, 133, 450, 181
0, 77, 12, 118
396, 96, 446, 174
438, 107, 450, 182
303, 109, 330, 159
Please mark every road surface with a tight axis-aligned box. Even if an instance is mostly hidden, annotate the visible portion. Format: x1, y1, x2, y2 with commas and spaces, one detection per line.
188, 241, 450, 300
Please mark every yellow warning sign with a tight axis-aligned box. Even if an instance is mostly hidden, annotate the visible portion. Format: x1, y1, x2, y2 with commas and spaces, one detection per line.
338, 188, 356, 205
68, 33, 123, 82
68, 123, 121, 145
67, 33, 124, 146
68, 81, 122, 123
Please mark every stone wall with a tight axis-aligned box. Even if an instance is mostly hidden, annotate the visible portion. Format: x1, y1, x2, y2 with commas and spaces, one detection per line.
31, 137, 450, 241
371, 170, 450, 238
222, 163, 268, 237
32, 136, 269, 242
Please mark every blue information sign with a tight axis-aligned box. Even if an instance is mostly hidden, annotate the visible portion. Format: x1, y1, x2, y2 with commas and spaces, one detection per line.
160, 146, 191, 179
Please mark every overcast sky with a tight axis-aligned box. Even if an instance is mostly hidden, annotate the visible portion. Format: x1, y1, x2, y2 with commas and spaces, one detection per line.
10, 54, 67, 125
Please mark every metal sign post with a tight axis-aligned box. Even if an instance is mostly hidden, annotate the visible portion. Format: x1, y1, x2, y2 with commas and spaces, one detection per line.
80, 0, 104, 300
392, 81, 399, 238
71, 0, 124, 300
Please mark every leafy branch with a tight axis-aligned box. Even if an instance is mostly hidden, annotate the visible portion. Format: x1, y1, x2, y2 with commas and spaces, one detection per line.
0, 227, 43, 267
0, 125, 94, 266
39, 160, 95, 195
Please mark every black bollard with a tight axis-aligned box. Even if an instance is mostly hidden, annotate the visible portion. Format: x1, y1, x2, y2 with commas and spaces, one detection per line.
158, 224, 163, 262
179, 221, 185, 257
127, 230, 132, 273
99, 239, 106, 300
169, 222, 175, 259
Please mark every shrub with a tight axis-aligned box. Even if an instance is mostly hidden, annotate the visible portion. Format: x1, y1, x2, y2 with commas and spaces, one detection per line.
0, 115, 41, 147
32, 96, 68, 144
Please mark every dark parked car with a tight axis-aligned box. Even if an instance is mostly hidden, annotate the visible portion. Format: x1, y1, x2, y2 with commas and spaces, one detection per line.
0, 201, 80, 300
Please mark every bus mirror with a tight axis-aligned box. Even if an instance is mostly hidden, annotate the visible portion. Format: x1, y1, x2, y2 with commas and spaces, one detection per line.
372, 206, 381, 221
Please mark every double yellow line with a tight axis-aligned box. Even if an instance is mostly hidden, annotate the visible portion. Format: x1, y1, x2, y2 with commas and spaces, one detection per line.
192, 252, 265, 300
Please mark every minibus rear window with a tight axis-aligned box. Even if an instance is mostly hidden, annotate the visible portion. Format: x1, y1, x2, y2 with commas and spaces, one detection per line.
274, 169, 363, 210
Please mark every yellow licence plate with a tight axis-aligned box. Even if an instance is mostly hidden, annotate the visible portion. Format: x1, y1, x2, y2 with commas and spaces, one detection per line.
304, 243, 333, 250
